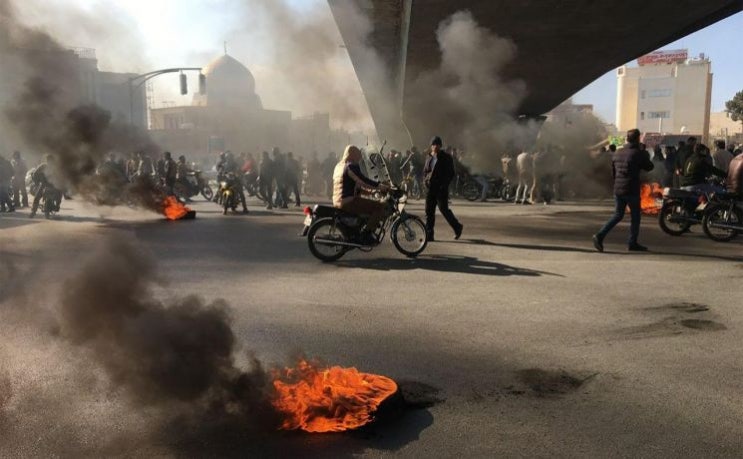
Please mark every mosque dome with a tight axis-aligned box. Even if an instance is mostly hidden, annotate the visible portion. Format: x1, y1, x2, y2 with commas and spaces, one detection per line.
196, 54, 263, 110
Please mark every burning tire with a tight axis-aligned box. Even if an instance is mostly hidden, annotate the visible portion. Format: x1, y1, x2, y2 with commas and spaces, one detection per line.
658, 202, 691, 236
702, 205, 742, 242
390, 215, 428, 258
307, 218, 350, 262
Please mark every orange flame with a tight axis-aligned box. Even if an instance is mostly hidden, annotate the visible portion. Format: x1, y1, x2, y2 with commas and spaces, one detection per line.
162, 196, 191, 220
640, 182, 663, 215
271, 359, 398, 433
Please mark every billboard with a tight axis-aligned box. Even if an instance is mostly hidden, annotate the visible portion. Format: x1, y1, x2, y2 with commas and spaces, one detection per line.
637, 49, 688, 66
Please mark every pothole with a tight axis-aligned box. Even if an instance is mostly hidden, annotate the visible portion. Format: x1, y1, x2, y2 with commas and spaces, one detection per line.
515, 369, 595, 397
680, 319, 727, 331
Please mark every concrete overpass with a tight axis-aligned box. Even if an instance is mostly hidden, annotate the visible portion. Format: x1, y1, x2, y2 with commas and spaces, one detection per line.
328, 0, 743, 147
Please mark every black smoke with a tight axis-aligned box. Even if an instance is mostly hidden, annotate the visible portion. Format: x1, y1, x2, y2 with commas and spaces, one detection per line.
0, 0, 164, 212
58, 237, 275, 423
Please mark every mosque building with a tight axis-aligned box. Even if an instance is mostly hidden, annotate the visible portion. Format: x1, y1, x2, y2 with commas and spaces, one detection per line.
149, 53, 358, 160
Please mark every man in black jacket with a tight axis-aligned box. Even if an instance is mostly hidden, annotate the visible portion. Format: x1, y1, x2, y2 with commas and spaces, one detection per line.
423, 136, 462, 241
593, 129, 654, 252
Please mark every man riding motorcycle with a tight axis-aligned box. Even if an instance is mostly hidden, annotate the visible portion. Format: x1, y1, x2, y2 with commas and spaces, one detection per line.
29, 155, 62, 218
218, 151, 248, 214
680, 143, 726, 193
333, 145, 390, 244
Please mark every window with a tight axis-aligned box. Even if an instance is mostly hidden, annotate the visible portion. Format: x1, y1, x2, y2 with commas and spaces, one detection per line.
648, 89, 672, 98
640, 112, 645, 120
641, 90, 646, 99
648, 111, 671, 119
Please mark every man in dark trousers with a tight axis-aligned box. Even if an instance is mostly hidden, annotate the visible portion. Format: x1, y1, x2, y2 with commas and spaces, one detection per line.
423, 136, 463, 241
593, 128, 654, 252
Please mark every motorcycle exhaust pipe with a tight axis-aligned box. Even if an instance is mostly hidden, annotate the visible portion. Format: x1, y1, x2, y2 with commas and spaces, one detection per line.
709, 222, 743, 231
313, 238, 366, 249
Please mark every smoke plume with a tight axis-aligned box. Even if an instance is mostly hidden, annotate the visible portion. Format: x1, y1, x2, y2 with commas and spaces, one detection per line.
58, 238, 273, 413
404, 11, 540, 171
232, 0, 373, 131
0, 0, 163, 211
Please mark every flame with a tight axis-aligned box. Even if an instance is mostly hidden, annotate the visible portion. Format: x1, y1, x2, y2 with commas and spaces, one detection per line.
162, 196, 191, 220
640, 182, 663, 215
271, 359, 398, 433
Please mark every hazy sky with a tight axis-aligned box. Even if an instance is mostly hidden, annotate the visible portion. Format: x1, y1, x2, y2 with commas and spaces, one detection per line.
16, 1, 743, 130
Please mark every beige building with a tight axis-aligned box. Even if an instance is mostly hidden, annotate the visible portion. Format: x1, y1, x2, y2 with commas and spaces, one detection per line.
616, 49, 712, 141
709, 111, 743, 144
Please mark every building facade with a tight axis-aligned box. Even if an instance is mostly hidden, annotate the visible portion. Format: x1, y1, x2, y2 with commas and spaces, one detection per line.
709, 111, 743, 145
616, 49, 712, 140
0, 46, 147, 154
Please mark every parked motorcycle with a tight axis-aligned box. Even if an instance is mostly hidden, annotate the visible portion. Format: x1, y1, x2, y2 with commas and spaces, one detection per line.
301, 188, 428, 262
462, 175, 504, 202
701, 191, 743, 242
658, 182, 722, 236
174, 171, 213, 201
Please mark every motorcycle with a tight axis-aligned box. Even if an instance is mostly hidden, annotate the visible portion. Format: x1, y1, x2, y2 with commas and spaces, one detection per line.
174, 170, 213, 201
462, 175, 504, 202
29, 183, 62, 219
301, 188, 428, 262
658, 181, 722, 236
218, 172, 241, 215
701, 191, 743, 242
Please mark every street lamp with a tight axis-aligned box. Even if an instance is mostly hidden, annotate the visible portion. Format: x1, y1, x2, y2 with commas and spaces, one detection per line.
128, 68, 206, 125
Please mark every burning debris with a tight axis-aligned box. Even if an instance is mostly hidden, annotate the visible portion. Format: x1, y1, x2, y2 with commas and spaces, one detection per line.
162, 196, 195, 221
272, 359, 398, 433
640, 182, 664, 215
45, 236, 400, 443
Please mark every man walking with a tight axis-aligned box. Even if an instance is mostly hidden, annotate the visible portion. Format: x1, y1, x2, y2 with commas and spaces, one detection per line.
593, 129, 654, 252
424, 136, 463, 241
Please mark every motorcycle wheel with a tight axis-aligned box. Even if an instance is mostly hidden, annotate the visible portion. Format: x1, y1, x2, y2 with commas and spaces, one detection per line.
658, 201, 691, 236
702, 205, 742, 242
501, 184, 516, 202
201, 185, 214, 201
307, 218, 349, 262
410, 182, 422, 200
462, 181, 480, 202
391, 215, 428, 258
222, 195, 231, 215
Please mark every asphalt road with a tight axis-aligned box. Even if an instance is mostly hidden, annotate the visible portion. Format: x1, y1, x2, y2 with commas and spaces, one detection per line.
1, 195, 742, 458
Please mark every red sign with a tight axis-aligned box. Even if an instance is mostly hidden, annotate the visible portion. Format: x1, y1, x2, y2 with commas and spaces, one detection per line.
638, 49, 688, 66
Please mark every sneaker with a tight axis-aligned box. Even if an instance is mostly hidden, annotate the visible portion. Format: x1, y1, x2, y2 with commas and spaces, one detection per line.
592, 234, 604, 253
454, 224, 463, 240
628, 243, 648, 252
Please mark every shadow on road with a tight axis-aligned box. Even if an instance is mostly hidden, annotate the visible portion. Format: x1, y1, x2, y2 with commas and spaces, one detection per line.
337, 255, 562, 277
460, 239, 596, 254
0, 215, 41, 230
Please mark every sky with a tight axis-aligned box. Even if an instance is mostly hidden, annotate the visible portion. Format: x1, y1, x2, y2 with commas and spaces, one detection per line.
13, 1, 743, 130
573, 12, 743, 123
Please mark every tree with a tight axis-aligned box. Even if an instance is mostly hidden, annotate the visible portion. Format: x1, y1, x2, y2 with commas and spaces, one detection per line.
725, 90, 743, 130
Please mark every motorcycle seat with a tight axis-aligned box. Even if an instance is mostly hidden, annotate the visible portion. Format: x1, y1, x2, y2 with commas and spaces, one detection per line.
313, 204, 359, 219
663, 188, 697, 199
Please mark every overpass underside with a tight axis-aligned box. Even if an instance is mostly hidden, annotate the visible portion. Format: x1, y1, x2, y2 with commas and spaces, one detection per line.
329, 0, 743, 148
